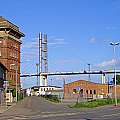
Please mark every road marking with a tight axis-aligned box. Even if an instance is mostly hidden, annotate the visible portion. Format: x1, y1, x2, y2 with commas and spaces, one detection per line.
41, 111, 67, 114
86, 112, 120, 120
12, 116, 28, 119
30, 112, 79, 119
0, 115, 29, 120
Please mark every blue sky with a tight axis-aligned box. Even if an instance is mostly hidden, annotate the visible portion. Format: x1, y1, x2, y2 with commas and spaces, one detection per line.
1, 0, 120, 88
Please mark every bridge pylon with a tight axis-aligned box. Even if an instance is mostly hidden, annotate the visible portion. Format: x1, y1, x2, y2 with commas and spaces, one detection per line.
40, 74, 47, 86
39, 32, 48, 86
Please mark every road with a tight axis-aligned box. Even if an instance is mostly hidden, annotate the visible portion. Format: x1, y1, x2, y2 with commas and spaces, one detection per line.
0, 96, 120, 120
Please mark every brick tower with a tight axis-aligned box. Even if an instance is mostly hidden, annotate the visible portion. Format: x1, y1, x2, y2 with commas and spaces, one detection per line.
0, 16, 24, 89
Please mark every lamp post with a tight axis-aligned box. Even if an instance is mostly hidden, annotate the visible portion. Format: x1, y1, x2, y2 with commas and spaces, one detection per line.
88, 64, 91, 81
10, 64, 18, 102
110, 42, 119, 106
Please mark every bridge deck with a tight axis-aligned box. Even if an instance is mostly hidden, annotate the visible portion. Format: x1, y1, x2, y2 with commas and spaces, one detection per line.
20, 70, 120, 77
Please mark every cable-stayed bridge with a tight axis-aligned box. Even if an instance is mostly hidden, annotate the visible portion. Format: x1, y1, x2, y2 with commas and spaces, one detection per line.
20, 70, 120, 77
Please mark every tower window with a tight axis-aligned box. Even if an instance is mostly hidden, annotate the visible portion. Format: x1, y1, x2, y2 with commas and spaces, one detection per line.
94, 90, 96, 94
0, 50, 2, 56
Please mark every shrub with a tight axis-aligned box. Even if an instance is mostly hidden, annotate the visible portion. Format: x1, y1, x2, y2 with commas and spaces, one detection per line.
43, 95, 60, 103
72, 98, 120, 108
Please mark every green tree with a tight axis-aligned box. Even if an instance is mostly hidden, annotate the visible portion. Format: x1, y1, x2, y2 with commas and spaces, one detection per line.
113, 75, 120, 85
12, 88, 16, 97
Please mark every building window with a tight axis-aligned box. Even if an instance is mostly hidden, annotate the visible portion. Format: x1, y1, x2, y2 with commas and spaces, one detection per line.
110, 86, 113, 92
73, 89, 76, 94
90, 90, 92, 94
94, 90, 96, 94
41, 88, 43, 91
86, 90, 88, 94
44, 88, 45, 91
47, 88, 48, 91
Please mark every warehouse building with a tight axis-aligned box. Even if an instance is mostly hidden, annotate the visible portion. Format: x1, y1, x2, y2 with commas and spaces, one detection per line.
64, 80, 120, 99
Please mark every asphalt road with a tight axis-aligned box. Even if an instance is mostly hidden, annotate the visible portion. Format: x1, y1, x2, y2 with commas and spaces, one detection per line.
0, 96, 120, 120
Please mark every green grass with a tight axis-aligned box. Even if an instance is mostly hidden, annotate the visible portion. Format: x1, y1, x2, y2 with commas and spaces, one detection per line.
43, 95, 60, 103
72, 99, 120, 108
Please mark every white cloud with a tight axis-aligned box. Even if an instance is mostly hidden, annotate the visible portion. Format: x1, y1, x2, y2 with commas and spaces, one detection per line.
95, 59, 120, 68
48, 38, 67, 46
56, 59, 81, 65
21, 37, 67, 49
21, 41, 38, 49
89, 37, 97, 44
105, 26, 117, 30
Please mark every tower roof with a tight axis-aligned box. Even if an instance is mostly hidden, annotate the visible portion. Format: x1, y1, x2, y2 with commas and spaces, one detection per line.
0, 16, 25, 37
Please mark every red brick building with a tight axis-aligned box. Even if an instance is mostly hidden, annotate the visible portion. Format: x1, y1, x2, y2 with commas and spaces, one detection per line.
64, 80, 120, 99
0, 16, 24, 89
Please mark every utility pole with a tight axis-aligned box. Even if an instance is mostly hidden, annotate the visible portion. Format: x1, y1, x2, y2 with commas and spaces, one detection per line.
15, 66, 18, 102
36, 63, 39, 86
51, 79, 52, 86
10, 64, 18, 102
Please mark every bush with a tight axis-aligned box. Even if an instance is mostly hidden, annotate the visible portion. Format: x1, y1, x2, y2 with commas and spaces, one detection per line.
43, 95, 60, 103
18, 93, 24, 101
73, 98, 120, 108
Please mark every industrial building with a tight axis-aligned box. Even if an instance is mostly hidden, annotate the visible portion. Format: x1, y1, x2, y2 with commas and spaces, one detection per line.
0, 16, 24, 90
45, 89, 64, 99
26, 86, 63, 96
64, 80, 120, 99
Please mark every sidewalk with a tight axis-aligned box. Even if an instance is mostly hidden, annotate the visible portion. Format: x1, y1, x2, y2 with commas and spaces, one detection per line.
0, 102, 16, 113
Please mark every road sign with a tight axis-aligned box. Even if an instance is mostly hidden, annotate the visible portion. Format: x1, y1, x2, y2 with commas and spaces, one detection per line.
76, 86, 80, 91
76, 86, 81, 93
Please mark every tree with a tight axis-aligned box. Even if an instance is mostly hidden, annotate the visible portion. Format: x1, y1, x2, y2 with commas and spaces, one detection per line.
12, 88, 16, 97
113, 75, 120, 85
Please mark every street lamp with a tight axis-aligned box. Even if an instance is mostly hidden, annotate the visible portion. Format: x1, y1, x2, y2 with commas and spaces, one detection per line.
110, 42, 119, 106
88, 64, 91, 81
10, 64, 18, 102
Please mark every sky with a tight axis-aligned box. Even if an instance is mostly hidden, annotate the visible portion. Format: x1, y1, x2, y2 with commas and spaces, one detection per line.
1, 0, 120, 88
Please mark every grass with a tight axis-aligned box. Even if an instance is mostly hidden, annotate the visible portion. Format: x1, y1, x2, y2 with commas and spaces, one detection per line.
43, 95, 60, 103
72, 98, 120, 108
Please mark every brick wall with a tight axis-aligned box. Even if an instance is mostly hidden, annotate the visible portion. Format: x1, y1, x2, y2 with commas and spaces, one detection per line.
64, 80, 110, 99
0, 16, 24, 89
0, 36, 21, 88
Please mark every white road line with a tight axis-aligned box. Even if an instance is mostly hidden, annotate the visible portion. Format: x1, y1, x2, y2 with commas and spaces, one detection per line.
87, 112, 120, 120
30, 112, 79, 119
12, 116, 28, 120
0, 115, 29, 120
